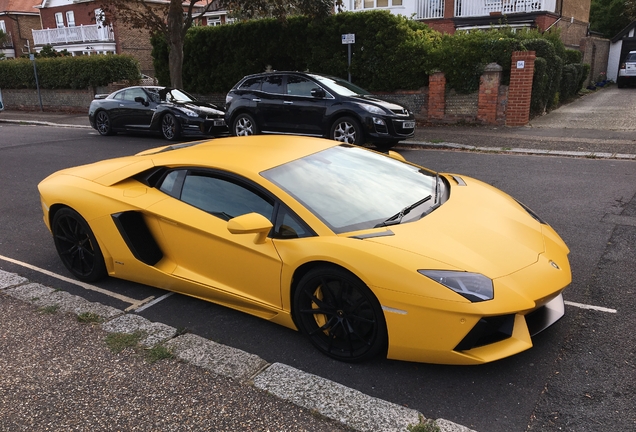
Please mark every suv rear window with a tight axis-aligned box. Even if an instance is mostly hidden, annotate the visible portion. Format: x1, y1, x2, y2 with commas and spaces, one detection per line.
626, 52, 636, 62
239, 77, 262, 91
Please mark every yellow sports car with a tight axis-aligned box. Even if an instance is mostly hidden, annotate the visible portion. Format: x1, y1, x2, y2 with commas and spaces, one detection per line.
38, 136, 571, 365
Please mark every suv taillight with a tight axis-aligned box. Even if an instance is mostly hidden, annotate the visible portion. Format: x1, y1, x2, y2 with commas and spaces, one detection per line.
620, 63, 626, 70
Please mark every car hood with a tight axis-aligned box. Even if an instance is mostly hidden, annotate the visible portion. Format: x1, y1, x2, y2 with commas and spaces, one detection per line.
352, 95, 411, 114
361, 175, 546, 279
170, 101, 225, 115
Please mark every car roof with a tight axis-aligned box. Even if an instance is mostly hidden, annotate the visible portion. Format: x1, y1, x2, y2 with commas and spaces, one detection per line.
142, 135, 338, 174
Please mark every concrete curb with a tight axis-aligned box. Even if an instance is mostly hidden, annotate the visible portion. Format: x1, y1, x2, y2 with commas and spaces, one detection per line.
0, 269, 476, 432
401, 141, 636, 160
0, 118, 92, 129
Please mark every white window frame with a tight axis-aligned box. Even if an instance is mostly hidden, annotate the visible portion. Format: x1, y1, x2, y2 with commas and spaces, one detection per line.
206, 17, 221, 26
55, 12, 64, 28
66, 11, 75, 27
0, 20, 6, 33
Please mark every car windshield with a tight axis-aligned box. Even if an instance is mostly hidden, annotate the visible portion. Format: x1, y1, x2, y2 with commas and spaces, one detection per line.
261, 146, 438, 233
159, 88, 197, 103
307, 74, 371, 97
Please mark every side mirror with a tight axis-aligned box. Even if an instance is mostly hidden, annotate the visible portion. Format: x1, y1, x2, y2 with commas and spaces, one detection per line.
310, 88, 326, 98
227, 212, 273, 244
134, 96, 149, 106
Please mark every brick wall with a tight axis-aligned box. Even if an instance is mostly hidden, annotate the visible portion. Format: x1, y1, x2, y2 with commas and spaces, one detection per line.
581, 36, 610, 86
1, 88, 94, 113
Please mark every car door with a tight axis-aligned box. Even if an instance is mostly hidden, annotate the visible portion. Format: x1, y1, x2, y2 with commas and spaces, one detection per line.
284, 75, 328, 136
255, 74, 289, 133
147, 169, 284, 309
118, 87, 155, 130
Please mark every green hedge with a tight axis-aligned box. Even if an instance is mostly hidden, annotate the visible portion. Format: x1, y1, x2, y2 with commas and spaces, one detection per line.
156, 11, 438, 93
0, 55, 141, 89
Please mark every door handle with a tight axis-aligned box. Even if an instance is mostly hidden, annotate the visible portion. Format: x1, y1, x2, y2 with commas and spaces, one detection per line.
283, 101, 294, 104
252, 98, 261, 102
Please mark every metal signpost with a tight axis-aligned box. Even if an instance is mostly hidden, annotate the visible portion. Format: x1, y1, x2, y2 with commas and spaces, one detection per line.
30, 54, 44, 112
341, 33, 355, 82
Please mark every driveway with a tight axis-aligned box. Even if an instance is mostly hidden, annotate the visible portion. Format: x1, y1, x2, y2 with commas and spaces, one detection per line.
411, 86, 636, 155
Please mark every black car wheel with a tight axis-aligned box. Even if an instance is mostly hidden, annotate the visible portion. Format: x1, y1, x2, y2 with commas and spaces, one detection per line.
95, 110, 114, 136
330, 116, 364, 145
232, 113, 259, 136
52, 208, 107, 282
293, 266, 387, 362
161, 113, 181, 141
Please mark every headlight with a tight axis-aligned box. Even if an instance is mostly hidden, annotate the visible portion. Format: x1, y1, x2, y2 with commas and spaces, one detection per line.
357, 103, 387, 115
419, 270, 494, 302
177, 107, 199, 117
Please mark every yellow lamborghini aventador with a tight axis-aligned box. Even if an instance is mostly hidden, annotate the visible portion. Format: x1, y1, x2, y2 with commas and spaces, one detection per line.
38, 135, 571, 365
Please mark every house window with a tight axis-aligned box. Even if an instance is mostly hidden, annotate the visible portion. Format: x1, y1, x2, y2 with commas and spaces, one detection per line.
0, 20, 6, 33
66, 11, 75, 27
55, 12, 64, 28
94, 8, 105, 27
361, 0, 401, 7
393, 0, 403, 5
207, 17, 221, 26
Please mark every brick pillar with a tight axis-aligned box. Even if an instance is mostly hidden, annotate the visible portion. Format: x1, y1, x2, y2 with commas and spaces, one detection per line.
428, 72, 446, 121
477, 63, 502, 125
506, 51, 535, 126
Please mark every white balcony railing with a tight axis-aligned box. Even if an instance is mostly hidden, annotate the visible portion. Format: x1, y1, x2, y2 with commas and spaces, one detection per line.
417, 0, 445, 19
453, 0, 556, 18
32, 24, 114, 47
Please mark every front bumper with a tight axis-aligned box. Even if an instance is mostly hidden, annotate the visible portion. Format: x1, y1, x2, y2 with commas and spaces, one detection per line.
180, 116, 229, 137
362, 116, 415, 143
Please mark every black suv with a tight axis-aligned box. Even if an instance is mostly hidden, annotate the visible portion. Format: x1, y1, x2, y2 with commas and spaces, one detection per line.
225, 71, 415, 148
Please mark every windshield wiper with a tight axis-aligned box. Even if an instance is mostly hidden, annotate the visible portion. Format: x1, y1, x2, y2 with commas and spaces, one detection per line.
375, 195, 432, 228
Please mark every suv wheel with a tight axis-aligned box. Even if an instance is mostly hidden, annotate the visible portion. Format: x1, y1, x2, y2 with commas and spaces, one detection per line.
330, 116, 364, 145
232, 113, 259, 136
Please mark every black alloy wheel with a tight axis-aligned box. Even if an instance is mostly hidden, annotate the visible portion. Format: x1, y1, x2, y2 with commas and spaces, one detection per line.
330, 116, 364, 145
95, 110, 114, 136
232, 113, 259, 136
52, 208, 107, 282
161, 113, 181, 140
293, 266, 387, 362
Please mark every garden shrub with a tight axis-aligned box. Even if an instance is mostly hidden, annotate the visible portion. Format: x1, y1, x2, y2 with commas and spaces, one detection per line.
0, 54, 141, 89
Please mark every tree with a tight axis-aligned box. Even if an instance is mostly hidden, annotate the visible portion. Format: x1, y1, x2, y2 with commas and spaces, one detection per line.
98, 0, 340, 89
589, 0, 633, 38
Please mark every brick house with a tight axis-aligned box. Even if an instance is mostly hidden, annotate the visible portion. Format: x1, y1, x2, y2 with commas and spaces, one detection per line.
340, 0, 591, 49
0, 0, 41, 58
32, 0, 159, 75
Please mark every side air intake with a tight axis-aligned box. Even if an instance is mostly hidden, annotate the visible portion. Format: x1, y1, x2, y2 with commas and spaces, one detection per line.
112, 212, 163, 266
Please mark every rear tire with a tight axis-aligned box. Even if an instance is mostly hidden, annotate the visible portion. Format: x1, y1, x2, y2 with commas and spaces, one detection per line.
52, 208, 107, 282
232, 113, 259, 136
95, 110, 114, 136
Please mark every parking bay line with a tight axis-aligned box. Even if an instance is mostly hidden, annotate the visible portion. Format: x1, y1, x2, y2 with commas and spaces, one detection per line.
0, 254, 154, 311
564, 300, 617, 313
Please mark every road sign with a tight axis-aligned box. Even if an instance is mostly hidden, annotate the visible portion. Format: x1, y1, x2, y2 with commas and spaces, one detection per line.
342, 34, 355, 44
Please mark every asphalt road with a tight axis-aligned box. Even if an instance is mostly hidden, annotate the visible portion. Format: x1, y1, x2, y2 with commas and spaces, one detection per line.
0, 124, 635, 431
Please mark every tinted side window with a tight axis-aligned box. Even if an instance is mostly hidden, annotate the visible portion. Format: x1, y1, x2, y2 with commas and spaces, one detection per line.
261, 75, 284, 94
286, 76, 318, 97
239, 77, 262, 91
181, 173, 274, 221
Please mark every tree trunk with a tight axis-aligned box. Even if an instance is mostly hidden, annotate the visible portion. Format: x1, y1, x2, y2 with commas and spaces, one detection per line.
167, 0, 185, 88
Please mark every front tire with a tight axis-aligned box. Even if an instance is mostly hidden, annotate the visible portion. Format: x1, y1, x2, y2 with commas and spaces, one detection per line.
161, 113, 181, 141
95, 110, 114, 136
52, 208, 107, 282
232, 113, 259, 136
293, 266, 387, 362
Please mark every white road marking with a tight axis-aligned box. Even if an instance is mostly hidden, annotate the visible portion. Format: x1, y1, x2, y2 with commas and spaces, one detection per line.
0, 254, 155, 310
135, 292, 174, 312
564, 300, 617, 313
